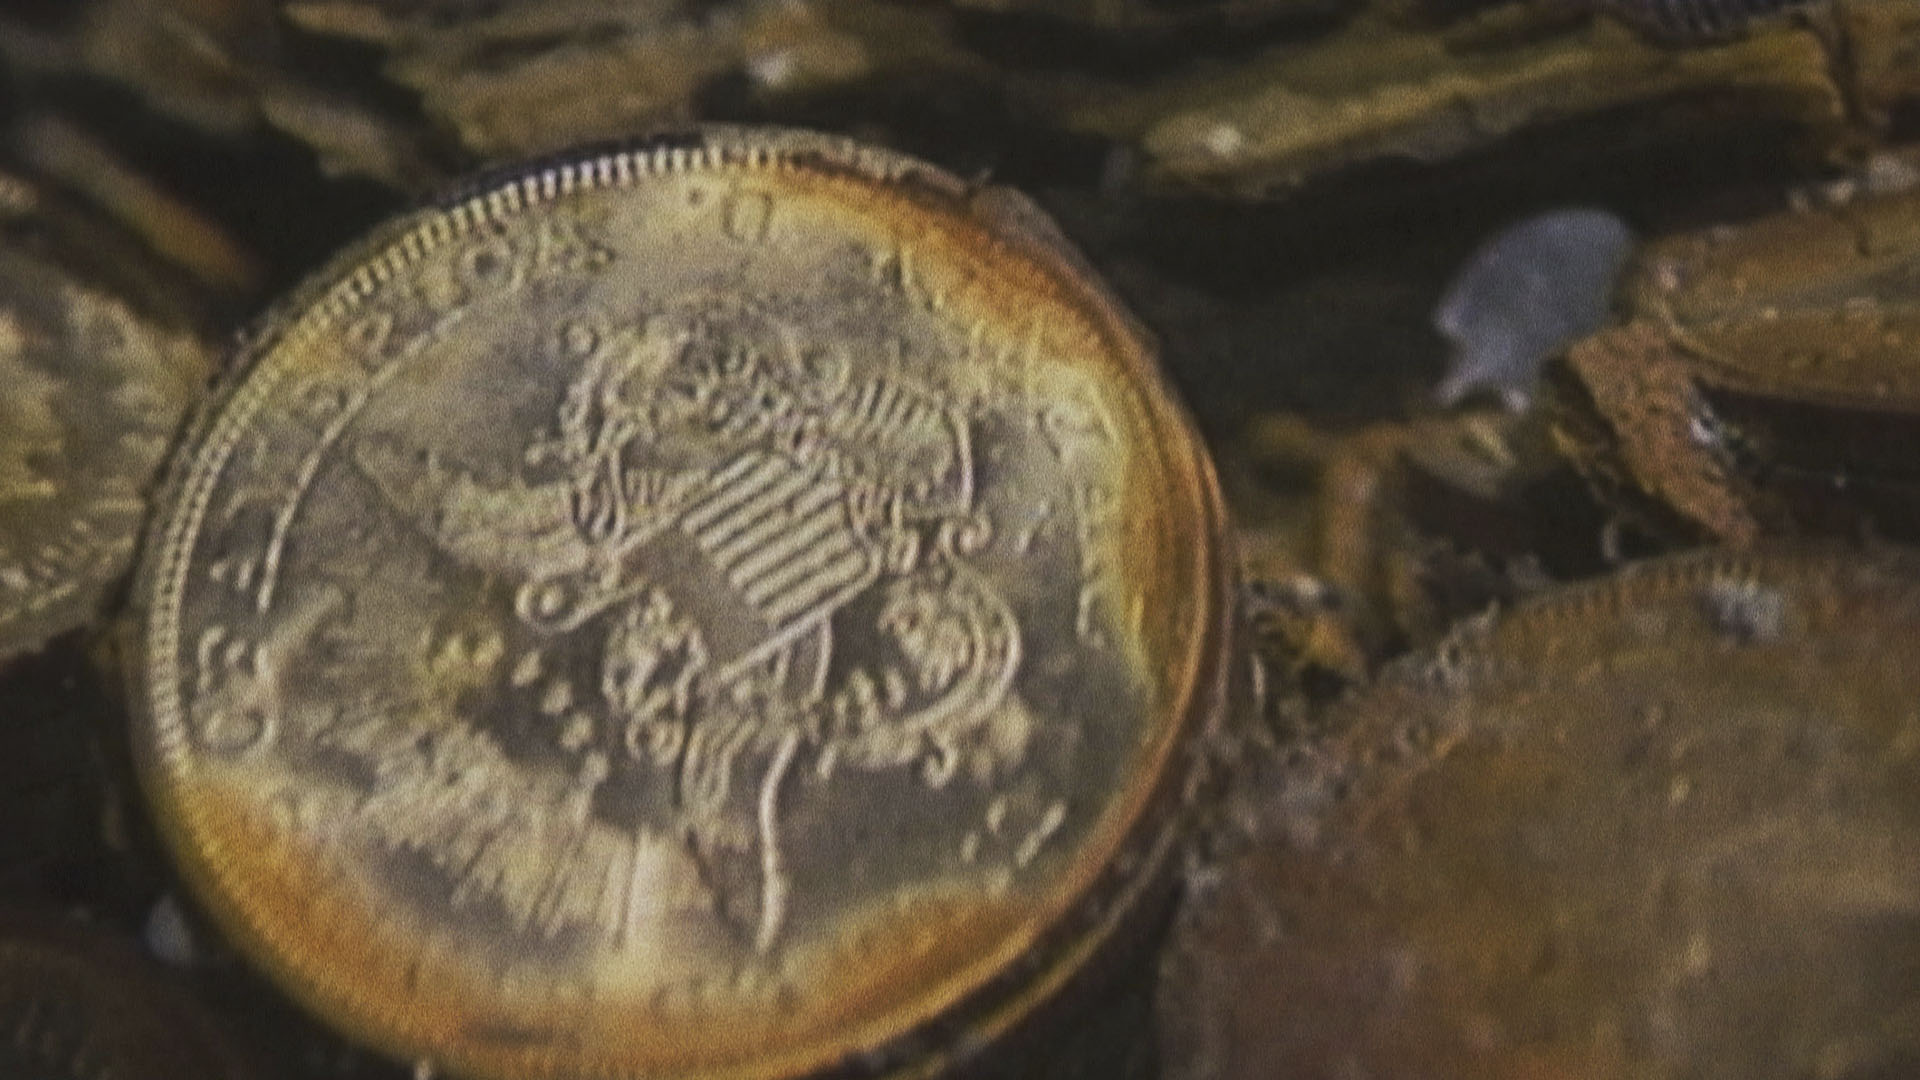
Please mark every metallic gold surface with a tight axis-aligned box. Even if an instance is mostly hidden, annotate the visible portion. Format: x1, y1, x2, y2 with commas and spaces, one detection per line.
0, 173, 215, 662
132, 127, 1231, 1079
1161, 545, 1920, 1080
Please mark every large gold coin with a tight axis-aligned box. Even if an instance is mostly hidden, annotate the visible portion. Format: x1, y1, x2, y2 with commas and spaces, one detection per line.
1160, 545, 1920, 1080
132, 128, 1232, 1079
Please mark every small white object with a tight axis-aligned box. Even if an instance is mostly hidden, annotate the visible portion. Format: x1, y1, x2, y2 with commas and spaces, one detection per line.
1432, 208, 1635, 410
746, 50, 798, 90
144, 893, 198, 968
1202, 123, 1245, 159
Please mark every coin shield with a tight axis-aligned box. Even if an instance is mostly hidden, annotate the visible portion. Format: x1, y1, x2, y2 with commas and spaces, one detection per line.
133, 130, 1228, 1079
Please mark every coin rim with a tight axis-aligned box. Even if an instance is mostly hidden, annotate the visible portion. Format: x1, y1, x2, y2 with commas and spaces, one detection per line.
130, 125, 1235, 1079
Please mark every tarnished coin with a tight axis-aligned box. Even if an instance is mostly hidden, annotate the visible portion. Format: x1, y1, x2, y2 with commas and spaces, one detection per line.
0, 913, 256, 1080
1162, 546, 1920, 1080
1621, 176, 1920, 326
133, 128, 1233, 1079
0, 172, 214, 662
1548, 184, 1920, 543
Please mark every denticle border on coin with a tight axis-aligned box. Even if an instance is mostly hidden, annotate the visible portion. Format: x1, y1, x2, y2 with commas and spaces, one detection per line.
131, 127, 1228, 1076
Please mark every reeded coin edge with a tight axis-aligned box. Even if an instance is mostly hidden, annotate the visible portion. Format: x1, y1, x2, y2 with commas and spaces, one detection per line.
1390, 542, 1920, 700
1498, 542, 1920, 636
1658, 316, 1920, 414
131, 126, 1233, 1079
874, 452, 1238, 1080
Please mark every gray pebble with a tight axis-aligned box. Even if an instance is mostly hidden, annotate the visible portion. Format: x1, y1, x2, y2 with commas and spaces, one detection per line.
144, 892, 198, 968
1432, 208, 1635, 411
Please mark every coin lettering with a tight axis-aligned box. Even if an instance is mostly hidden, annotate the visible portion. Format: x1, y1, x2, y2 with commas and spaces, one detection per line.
135, 132, 1226, 1080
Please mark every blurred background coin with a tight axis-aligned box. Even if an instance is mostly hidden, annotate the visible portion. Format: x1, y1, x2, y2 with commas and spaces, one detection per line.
0, 170, 215, 665
1547, 180, 1920, 545
1160, 545, 1920, 1080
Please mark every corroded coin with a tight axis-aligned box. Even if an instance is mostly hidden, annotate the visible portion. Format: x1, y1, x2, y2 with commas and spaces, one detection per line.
1161, 546, 1920, 1080
0, 172, 214, 662
133, 128, 1232, 1079
0, 913, 257, 1080
1547, 184, 1920, 543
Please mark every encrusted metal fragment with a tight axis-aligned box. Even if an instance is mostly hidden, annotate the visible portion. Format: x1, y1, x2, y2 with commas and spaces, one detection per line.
1054, 4, 1852, 194
1549, 181, 1920, 543
284, 0, 975, 162
1583, 0, 1814, 40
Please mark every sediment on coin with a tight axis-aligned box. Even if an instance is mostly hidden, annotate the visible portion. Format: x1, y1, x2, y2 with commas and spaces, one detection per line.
1622, 175, 1920, 325
1242, 410, 1591, 661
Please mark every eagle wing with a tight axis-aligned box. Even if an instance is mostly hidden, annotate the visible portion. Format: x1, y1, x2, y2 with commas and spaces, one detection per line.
352, 435, 592, 580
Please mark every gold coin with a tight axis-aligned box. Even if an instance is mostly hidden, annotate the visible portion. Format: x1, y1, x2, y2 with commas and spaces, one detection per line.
1549, 179, 1920, 545
1553, 185, 1920, 546
133, 128, 1234, 1079
0, 171, 214, 662
1161, 545, 1920, 1080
